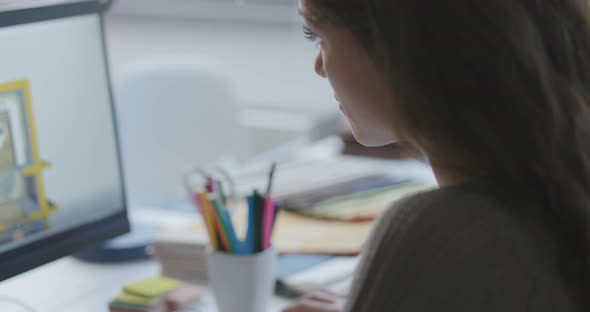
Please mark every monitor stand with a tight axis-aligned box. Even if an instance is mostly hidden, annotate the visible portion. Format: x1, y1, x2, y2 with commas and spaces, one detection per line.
74, 221, 159, 262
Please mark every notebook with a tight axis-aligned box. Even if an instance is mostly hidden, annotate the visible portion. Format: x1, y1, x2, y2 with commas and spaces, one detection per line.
278, 179, 432, 221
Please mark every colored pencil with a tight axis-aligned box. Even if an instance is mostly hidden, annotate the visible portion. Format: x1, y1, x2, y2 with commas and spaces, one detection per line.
195, 193, 218, 251
210, 194, 239, 253
201, 193, 231, 252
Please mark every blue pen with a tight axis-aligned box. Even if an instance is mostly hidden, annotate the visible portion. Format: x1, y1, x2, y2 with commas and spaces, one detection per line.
223, 209, 243, 254
244, 195, 256, 254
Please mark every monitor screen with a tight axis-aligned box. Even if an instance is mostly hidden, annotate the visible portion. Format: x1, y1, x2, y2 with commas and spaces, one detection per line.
0, 0, 129, 281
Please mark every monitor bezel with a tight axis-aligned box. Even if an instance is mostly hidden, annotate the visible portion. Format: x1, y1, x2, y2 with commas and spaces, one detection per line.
0, 0, 130, 282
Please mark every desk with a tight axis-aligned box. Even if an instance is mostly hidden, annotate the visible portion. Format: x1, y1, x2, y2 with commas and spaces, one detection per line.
0, 257, 292, 311
0, 138, 436, 312
0, 202, 297, 311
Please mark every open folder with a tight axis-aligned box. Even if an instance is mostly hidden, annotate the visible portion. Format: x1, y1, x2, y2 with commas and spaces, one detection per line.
272, 210, 373, 255
182, 208, 373, 255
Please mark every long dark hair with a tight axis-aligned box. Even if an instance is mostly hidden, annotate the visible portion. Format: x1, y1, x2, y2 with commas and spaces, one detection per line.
309, 0, 590, 304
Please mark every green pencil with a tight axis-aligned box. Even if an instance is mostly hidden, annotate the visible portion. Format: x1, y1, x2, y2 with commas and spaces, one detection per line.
210, 194, 236, 253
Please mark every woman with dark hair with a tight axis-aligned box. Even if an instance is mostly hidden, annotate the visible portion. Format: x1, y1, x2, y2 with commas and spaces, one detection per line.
286, 0, 590, 311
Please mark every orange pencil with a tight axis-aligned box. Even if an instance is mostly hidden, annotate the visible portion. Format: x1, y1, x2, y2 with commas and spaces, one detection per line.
201, 193, 232, 252
195, 193, 218, 251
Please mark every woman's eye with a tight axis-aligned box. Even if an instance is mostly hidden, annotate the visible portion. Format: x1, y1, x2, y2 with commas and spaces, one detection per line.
303, 25, 320, 44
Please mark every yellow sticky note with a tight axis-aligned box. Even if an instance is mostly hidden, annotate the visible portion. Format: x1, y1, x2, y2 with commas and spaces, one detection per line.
123, 277, 181, 298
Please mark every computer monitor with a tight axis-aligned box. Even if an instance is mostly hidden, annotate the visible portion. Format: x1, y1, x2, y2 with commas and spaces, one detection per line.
0, 0, 129, 281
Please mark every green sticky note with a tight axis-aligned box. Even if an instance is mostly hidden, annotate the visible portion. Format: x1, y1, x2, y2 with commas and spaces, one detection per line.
123, 277, 181, 298
110, 300, 150, 310
115, 292, 158, 306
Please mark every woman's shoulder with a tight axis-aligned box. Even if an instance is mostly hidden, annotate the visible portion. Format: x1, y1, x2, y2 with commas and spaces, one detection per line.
381, 182, 506, 228
373, 180, 558, 260
350, 182, 576, 312
382, 180, 538, 235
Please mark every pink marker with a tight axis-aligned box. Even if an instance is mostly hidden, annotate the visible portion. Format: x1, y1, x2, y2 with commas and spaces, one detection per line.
207, 176, 215, 193
263, 197, 276, 249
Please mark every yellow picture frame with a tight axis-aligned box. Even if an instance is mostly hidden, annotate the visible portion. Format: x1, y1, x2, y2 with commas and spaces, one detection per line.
0, 80, 54, 234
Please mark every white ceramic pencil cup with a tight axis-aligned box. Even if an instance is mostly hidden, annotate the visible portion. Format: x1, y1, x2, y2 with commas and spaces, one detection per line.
207, 247, 277, 312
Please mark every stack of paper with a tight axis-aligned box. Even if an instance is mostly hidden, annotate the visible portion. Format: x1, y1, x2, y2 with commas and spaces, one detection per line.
275, 255, 357, 298
278, 257, 359, 297
279, 181, 433, 221
109, 277, 201, 312
149, 227, 209, 283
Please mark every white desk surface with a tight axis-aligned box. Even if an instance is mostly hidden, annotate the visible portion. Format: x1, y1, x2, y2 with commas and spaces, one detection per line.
0, 256, 292, 311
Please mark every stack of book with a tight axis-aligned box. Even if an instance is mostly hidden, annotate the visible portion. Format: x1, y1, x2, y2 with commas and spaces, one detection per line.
109, 277, 201, 312
148, 227, 209, 283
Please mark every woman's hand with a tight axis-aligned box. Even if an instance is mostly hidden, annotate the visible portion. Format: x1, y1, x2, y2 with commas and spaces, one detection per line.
283, 292, 345, 312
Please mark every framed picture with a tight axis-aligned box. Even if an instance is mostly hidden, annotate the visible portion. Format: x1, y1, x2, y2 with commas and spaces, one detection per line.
0, 80, 55, 243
